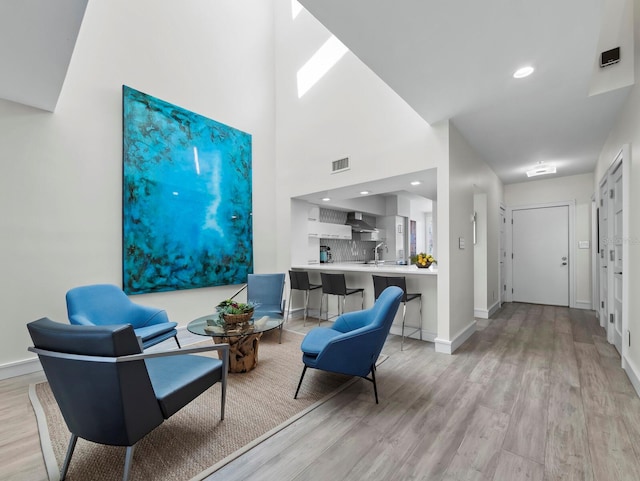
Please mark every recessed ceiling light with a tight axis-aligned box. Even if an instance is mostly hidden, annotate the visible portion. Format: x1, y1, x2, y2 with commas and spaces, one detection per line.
410, 181, 422, 186
321, 197, 331, 202
526, 161, 556, 177
360, 191, 370, 195
513, 66, 534, 79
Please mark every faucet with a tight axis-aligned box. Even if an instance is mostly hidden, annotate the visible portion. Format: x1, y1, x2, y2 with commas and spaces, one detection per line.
374, 242, 386, 266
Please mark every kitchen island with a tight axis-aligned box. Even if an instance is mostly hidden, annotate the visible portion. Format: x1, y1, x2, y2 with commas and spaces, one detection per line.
290, 262, 437, 342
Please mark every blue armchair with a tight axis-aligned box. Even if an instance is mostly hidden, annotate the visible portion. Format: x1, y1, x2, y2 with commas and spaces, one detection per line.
247, 273, 286, 342
66, 284, 180, 350
27, 317, 228, 481
294, 286, 403, 404
247, 273, 286, 317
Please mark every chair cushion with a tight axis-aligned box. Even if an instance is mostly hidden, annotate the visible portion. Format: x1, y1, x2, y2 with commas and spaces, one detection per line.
146, 355, 223, 418
300, 328, 344, 356
134, 322, 178, 342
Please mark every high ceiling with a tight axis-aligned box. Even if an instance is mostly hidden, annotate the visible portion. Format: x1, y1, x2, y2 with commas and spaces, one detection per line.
0, 0, 88, 112
300, 0, 635, 184
1, 0, 634, 186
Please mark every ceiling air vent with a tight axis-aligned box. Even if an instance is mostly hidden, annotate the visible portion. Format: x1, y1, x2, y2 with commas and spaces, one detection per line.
331, 157, 350, 173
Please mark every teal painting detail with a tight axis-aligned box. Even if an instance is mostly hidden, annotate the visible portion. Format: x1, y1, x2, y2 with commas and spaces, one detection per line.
122, 85, 253, 294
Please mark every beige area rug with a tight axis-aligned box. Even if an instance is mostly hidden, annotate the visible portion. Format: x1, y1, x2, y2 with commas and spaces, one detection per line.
29, 329, 373, 481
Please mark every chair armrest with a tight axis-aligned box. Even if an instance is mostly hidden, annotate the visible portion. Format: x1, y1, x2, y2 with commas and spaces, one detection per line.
28, 343, 229, 364
332, 309, 372, 333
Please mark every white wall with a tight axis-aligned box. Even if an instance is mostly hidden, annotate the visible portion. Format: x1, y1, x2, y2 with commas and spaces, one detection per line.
273, 1, 449, 274
594, 0, 640, 383
439, 123, 503, 349
0, 0, 276, 368
504, 173, 594, 307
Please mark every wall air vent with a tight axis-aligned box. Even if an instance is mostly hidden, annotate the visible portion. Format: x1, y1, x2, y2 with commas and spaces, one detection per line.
600, 47, 620, 68
331, 157, 350, 173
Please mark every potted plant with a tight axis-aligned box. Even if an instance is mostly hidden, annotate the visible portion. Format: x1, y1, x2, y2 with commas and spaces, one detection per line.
215, 299, 257, 325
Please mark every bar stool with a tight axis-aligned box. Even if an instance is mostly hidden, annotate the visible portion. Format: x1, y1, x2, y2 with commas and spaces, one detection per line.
319, 272, 365, 325
372, 275, 422, 350
287, 270, 322, 325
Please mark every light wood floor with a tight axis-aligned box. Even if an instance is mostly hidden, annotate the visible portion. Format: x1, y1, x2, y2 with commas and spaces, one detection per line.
3, 303, 640, 480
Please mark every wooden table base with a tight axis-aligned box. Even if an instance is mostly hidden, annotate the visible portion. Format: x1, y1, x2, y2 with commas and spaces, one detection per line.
214, 332, 263, 373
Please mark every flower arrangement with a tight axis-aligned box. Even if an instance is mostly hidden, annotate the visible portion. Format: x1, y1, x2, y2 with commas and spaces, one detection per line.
411, 252, 437, 268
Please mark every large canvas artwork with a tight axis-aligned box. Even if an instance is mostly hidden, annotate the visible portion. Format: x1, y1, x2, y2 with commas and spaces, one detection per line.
122, 85, 253, 294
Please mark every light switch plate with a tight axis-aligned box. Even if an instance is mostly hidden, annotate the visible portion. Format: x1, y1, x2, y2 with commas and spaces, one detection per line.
578, 240, 590, 249
459, 237, 465, 249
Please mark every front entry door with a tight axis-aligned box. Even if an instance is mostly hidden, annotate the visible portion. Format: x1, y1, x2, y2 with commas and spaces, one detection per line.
512, 205, 569, 306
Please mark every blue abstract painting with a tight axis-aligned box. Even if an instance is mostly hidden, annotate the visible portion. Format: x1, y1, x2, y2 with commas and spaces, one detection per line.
122, 85, 253, 294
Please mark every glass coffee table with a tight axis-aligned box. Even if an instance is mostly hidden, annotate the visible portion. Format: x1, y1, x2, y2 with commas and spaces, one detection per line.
188, 314, 284, 373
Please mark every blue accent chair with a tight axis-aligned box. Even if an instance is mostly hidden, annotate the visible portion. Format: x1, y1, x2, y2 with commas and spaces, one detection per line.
27, 317, 228, 481
66, 284, 180, 349
294, 286, 403, 404
247, 273, 286, 341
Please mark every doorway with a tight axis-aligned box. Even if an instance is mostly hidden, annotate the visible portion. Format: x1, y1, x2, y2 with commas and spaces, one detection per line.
511, 203, 573, 306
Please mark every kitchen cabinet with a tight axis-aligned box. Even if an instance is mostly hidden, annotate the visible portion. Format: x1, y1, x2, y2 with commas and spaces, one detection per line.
308, 221, 352, 240
308, 205, 320, 222
377, 216, 407, 262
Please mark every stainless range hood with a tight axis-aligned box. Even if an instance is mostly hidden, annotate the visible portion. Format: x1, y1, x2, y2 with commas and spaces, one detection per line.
345, 212, 378, 233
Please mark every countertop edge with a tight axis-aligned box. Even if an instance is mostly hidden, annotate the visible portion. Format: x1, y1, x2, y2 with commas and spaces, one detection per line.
291, 264, 438, 275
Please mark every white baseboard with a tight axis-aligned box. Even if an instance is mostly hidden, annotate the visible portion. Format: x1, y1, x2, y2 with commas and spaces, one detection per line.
622, 355, 640, 398
389, 325, 436, 343
0, 357, 42, 381
435, 320, 477, 355
575, 300, 592, 310
474, 300, 500, 319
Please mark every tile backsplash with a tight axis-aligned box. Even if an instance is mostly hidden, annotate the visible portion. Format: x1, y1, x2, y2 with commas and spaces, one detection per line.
319, 208, 378, 263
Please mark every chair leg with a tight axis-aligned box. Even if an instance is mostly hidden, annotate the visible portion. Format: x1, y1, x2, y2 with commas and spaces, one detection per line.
174, 335, 181, 349
279, 323, 283, 344
60, 433, 78, 480
123, 445, 135, 481
401, 301, 407, 351
286, 287, 292, 322
370, 365, 379, 404
419, 297, 423, 341
303, 290, 309, 321
294, 365, 308, 399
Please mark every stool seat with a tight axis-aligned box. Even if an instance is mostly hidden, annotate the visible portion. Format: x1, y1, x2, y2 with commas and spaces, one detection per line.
287, 270, 322, 325
319, 273, 365, 325
372, 275, 422, 350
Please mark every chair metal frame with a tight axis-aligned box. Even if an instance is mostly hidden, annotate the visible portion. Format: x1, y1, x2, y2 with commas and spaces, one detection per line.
287, 270, 322, 325
28, 342, 228, 481
319, 272, 365, 325
372, 275, 422, 350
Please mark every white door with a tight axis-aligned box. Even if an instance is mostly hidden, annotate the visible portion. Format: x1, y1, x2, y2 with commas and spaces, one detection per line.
599, 180, 609, 329
512, 206, 569, 306
611, 163, 623, 353
500, 209, 506, 305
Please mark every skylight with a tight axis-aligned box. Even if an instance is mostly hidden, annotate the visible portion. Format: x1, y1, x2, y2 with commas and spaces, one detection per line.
291, 0, 303, 19
297, 35, 348, 98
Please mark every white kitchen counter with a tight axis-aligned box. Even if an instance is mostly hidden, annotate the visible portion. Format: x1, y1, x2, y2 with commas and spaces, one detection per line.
290, 262, 437, 342
291, 262, 437, 275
